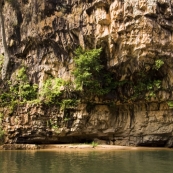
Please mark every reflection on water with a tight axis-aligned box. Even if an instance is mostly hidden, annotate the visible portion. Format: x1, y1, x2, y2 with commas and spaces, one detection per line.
0, 149, 173, 173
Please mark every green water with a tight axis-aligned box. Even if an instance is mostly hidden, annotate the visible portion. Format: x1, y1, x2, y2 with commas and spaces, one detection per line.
0, 149, 173, 173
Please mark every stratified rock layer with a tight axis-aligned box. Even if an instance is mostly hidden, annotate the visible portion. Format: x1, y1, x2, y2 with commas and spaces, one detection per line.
1, 102, 173, 147
1, 0, 173, 147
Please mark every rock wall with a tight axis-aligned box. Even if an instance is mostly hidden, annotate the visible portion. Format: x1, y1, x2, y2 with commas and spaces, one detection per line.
1, 0, 173, 147
1, 101, 173, 147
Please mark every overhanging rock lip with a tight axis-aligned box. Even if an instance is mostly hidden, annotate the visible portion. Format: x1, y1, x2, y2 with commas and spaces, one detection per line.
86, 0, 109, 15
103, 128, 115, 134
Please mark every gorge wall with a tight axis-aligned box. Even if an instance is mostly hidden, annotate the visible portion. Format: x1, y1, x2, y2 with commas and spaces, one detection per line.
1, 0, 173, 147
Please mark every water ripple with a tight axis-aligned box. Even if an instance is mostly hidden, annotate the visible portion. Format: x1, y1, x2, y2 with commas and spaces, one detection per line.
0, 150, 173, 173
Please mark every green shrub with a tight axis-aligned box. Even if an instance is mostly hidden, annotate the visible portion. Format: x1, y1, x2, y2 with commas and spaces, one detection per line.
167, 101, 173, 108
133, 71, 162, 100
40, 77, 64, 104
17, 67, 27, 81
91, 141, 98, 148
19, 83, 38, 101
0, 67, 38, 105
153, 59, 164, 70
10, 67, 38, 101
60, 99, 79, 110
0, 92, 12, 103
73, 47, 103, 92
73, 47, 114, 96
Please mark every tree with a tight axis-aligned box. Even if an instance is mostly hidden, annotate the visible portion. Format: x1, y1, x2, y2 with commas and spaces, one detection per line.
0, 0, 10, 80
73, 47, 104, 95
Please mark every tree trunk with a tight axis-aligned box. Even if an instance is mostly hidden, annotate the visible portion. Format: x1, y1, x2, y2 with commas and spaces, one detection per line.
0, 0, 10, 80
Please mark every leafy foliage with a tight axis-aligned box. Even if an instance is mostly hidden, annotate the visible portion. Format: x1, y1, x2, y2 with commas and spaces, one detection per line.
91, 141, 98, 148
73, 47, 102, 91
153, 59, 164, 70
40, 77, 79, 111
10, 67, 38, 102
132, 67, 162, 100
0, 67, 38, 104
72, 47, 164, 100
0, 67, 79, 112
132, 71, 162, 100
40, 77, 64, 104
167, 101, 173, 108
17, 67, 27, 80
73, 47, 114, 96
60, 99, 79, 110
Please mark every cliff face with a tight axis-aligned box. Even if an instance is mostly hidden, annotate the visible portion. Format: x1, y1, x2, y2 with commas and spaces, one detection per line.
1, 0, 173, 147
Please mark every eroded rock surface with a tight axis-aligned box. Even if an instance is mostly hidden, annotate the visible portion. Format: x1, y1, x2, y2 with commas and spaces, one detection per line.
1, 102, 173, 147
1, 0, 173, 147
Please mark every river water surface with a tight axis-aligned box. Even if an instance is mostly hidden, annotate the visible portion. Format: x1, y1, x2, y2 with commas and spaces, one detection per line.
0, 148, 173, 173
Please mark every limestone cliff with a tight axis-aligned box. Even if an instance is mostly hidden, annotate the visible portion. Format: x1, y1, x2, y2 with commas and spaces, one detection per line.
1, 0, 173, 147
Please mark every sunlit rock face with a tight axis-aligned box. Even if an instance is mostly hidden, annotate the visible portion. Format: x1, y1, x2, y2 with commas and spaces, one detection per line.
86, 0, 173, 72
1, 0, 173, 147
